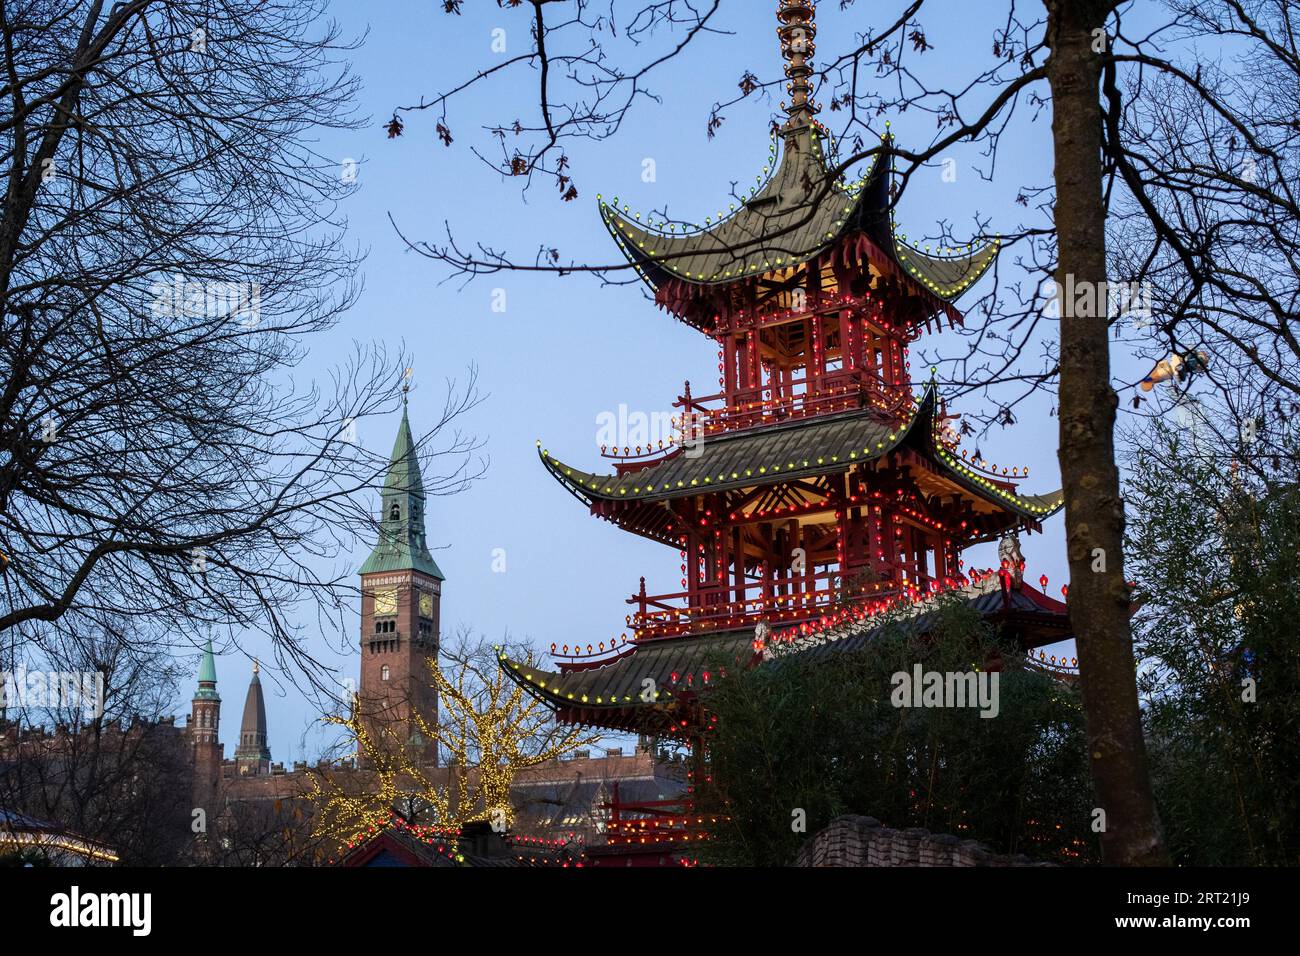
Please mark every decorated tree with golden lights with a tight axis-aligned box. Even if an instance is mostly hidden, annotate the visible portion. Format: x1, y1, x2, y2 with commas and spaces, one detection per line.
414, 627, 598, 829
308, 627, 596, 848
306, 703, 452, 848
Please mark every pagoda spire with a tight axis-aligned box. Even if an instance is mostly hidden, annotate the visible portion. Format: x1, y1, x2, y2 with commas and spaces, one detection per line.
778, 1, 818, 131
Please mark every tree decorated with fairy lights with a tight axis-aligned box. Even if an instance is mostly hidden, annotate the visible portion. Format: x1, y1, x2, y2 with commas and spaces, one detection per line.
306, 704, 452, 847
309, 629, 596, 845
417, 630, 599, 829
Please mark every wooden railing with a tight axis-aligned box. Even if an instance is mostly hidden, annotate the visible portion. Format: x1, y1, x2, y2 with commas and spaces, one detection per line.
677, 367, 913, 437
627, 565, 938, 639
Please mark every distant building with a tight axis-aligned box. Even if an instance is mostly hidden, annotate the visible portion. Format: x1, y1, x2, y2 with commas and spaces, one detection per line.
1, 403, 683, 865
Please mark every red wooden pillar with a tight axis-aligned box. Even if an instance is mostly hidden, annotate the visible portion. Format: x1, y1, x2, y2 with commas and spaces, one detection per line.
839, 308, 853, 373
773, 525, 787, 601
835, 510, 849, 590
805, 522, 816, 600
732, 524, 745, 611
873, 507, 890, 584
686, 533, 701, 608
786, 519, 800, 608
760, 523, 775, 613
810, 311, 824, 397
713, 503, 727, 605
723, 335, 738, 405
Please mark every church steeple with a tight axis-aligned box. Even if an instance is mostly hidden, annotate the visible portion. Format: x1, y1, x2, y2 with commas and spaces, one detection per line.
358, 398, 444, 580
233, 660, 271, 775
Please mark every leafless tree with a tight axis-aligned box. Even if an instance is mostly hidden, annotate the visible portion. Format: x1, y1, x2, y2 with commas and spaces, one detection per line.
0, 625, 193, 864
0, 1, 487, 707
1106, 1, 1300, 474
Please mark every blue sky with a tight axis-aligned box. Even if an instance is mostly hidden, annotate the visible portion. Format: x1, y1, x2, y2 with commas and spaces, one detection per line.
201, 0, 1132, 762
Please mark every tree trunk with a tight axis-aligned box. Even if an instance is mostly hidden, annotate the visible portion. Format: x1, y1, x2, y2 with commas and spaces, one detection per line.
1044, 0, 1168, 865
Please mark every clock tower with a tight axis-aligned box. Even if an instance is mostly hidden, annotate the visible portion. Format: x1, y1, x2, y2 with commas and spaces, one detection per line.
357, 397, 444, 765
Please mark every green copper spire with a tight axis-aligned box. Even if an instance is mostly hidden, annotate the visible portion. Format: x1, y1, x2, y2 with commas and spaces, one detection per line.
194, 638, 220, 701
358, 399, 445, 579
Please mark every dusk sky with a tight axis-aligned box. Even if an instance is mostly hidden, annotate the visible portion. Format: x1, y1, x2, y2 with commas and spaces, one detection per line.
202, 0, 1162, 763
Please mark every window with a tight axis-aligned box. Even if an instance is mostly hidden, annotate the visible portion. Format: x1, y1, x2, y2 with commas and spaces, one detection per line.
389, 503, 400, 521
380, 665, 390, 682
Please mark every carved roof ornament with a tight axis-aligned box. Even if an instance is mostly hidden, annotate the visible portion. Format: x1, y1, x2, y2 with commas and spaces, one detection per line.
778, 1, 818, 130
998, 533, 1025, 585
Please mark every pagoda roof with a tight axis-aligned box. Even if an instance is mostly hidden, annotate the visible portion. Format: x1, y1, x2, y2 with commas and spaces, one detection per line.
599, 123, 999, 314
499, 630, 755, 722
541, 401, 911, 504
537, 386, 1063, 530
499, 575, 1072, 731
759, 573, 1072, 664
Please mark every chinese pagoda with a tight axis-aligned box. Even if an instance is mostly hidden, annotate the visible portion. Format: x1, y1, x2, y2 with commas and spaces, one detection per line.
502, 1, 1071, 738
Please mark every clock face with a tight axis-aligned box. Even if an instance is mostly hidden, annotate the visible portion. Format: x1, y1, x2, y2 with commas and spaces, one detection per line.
419, 593, 433, 618
373, 587, 397, 616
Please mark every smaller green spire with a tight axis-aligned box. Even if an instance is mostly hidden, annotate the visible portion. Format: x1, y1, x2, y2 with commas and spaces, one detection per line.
194, 638, 220, 701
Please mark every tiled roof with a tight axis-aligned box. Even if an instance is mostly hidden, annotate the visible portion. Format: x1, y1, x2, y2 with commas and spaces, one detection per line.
600, 125, 999, 303
538, 385, 1064, 524
540, 403, 913, 504
499, 577, 1072, 721
499, 630, 755, 713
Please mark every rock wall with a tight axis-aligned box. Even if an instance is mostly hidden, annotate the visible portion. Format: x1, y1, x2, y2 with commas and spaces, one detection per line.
795, 815, 1052, 867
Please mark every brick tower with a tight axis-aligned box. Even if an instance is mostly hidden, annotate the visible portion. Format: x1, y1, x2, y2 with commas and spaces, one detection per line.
357, 396, 444, 765
189, 638, 223, 809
